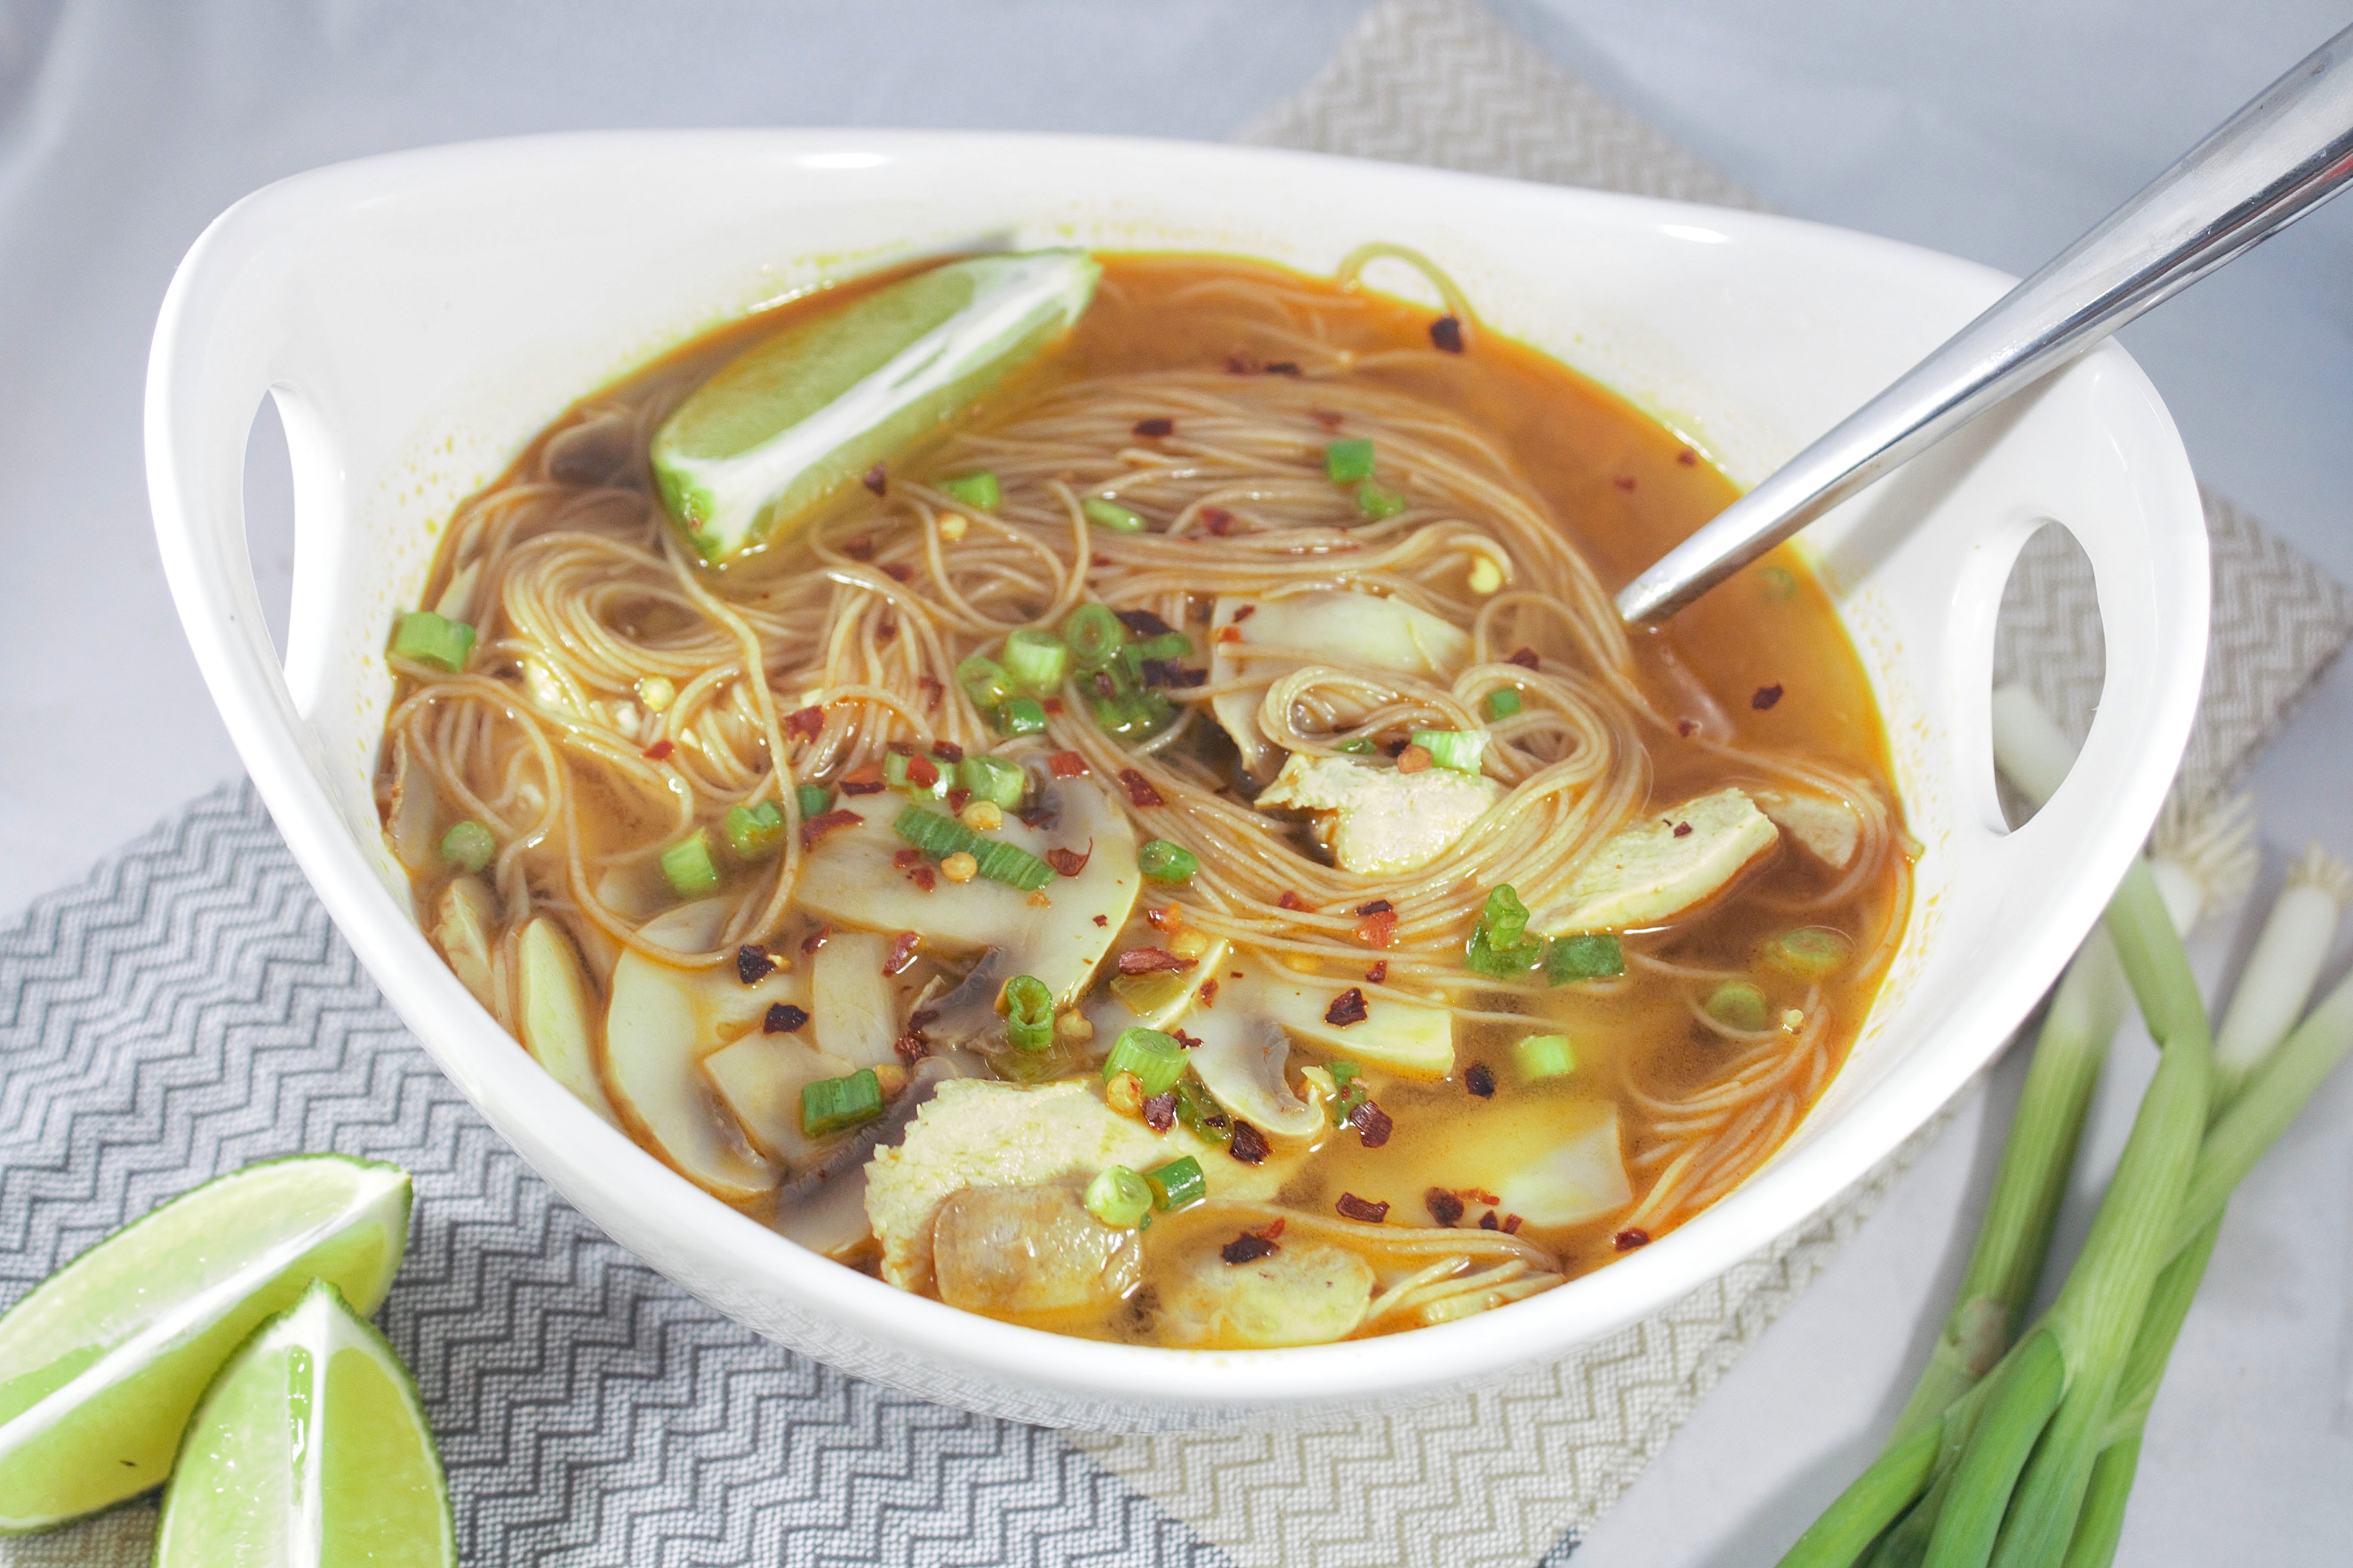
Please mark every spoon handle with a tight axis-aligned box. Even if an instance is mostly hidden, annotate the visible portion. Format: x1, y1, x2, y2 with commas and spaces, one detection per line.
1616, 25, 2353, 625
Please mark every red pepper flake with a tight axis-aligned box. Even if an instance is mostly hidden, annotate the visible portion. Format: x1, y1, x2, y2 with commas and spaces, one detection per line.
736, 945, 777, 985
909, 1008, 939, 1033
786, 705, 825, 742
1118, 768, 1165, 807
1673, 821, 1692, 838
763, 1002, 810, 1034
1752, 683, 1784, 710
1676, 718, 1697, 738
861, 464, 888, 496
839, 764, 885, 796
1132, 416, 1175, 439
1232, 604, 1257, 623
893, 849, 923, 871
1676, 448, 1698, 466
1215, 625, 1243, 644
640, 739, 675, 761
1144, 904, 1179, 932
918, 675, 943, 711
1429, 316, 1465, 353
1225, 353, 1260, 376
894, 1033, 930, 1065
1311, 408, 1344, 429
1092, 914, 1109, 927
882, 931, 920, 975
1397, 744, 1433, 775
946, 786, 971, 813
884, 741, 916, 758
875, 615, 899, 647
1046, 843, 1092, 878
1479, 1211, 1500, 1231
1325, 987, 1368, 1027
1425, 1188, 1465, 1226
1222, 1232, 1279, 1264
1508, 646, 1540, 670
1264, 361, 1301, 377
1172, 1027, 1201, 1049
910, 865, 937, 892
801, 924, 831, 955
906, 756, 940, 789
1198, 979, 1220, 1006
1043, 697, 1066, 716
1277, 890, 1311, 913
1259, 1218, 1285, 1241
1354, 898, 1395, 916
931, 740, 965, 764
1228, 1120, 1271, 1164
1349, 1099, 1393, 1148
1354, 910, 1398, 948
1203, 506, 1235, 536
1115, 609, 1175, 638
1615, 1227, 1652, 1252
883, 562, 915, 583
1466, 1188, 1501, 1206
1116, 947, 1190, 976
1613, 476, 1637, 493
1141, 1091, 1176, 1133
799, 810, 863, 850
1503, 1213, 1524, 1234
842, 534, 875, 561
1364, 960, 1388, 984
1465, 1063, 1496, 1099
1335, 1192, 1390, 1224
1047, 750, 1090, 778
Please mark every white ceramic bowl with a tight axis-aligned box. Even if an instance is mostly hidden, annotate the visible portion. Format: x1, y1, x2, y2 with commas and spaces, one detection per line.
145, 131, 2206, 1431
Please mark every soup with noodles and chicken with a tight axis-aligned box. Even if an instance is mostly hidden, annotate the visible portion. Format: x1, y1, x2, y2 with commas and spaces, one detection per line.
378, 249, 1910, 1348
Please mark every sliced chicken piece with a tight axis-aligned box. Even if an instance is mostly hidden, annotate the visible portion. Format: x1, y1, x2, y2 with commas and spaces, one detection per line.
1255, 753, 1500, 874
1755, 787, 1864, 870
931, 1185, 1143, 1316
1210, 590, 1473, 782
1540, 786, 1779, 934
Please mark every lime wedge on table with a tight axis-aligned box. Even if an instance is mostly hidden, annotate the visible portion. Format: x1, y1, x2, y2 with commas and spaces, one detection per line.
0, 1154, 410, 1532
651, 249, 1101, 563
154, 1280, 451, 1568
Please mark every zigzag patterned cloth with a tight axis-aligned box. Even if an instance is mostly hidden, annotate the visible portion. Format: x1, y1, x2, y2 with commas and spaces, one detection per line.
5, 4, 2349, 1566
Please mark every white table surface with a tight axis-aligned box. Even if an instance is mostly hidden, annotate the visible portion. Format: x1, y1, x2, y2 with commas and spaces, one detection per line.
0, 3, 2344, 1562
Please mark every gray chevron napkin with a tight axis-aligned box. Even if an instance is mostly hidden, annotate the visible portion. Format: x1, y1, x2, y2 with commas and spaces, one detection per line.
5, 4, 2349, 1568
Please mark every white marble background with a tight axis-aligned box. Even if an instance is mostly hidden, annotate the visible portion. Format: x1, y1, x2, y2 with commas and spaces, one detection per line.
0, 1, 2344, 1562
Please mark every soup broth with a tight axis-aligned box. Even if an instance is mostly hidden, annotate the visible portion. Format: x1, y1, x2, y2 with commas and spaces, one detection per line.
380, 252, 1909, 1348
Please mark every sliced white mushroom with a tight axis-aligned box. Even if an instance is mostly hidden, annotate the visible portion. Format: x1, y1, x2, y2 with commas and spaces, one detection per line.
1254, 752, 1500, 874
1223, 959, 1455, 1079
1210, 590, 1474, 782
1180, 1005, 1325, 1140
931, 1185, 1143, 1316
795, 778, 1139, 1042
432, 557, 483, 624
593, 860, 673, 922
432, 877, 498, 1015
1154, 1237, 1374, 1349
516, 917, 622, 1128
384, 736, 439, 874
1490, 1106, 1634, 1227
1538, 786, 1779, 933
1755, 787, 1864, 870
705, 1034, 856, 1167
810, 930, 901, 1068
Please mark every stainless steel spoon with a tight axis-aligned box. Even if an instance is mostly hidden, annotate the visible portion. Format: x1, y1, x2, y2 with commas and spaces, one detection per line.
1616, 24, 2353, 625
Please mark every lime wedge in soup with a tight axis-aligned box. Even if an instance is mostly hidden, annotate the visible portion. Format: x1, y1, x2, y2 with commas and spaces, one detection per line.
154, 1280, 452, 1568
0, 1154, 411, 1531
651, 249, 1102, 563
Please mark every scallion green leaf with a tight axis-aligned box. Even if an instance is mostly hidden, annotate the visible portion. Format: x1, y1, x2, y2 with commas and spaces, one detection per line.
1103, 1026, 1187, 1097
1513, 1034, 1578, 1081
1084, 1165, 1154, 1228
995, 696, 1048, 737
1003, 974, 1055, 1052
1061, 603, 1128, 670
1704, 982, 1769, 1033
1003, 629, 1070, 695
1767, 927, 1852, 981
1137, 839, 1198, 884
937, 471, 1001, 509
659, 830, 721, 897
958, 755, 1026, 809
724, 800, 787, 859
795, 783, 833, 820
391, 610, 476, 673
1465, 885, 1545, 978
1143, 1154, 1206, 1211
1544, 932, 1623, 985
1324, 438, 1376, 482
801, 1068, 884, 1138
1082, 497, 1146, 532
1484, 687, 1523, 720
1410, 727, 1485, 773
956, 655, 1014, 712
1356, 480, 1406, 520
440, 820, 495, 874
891, 806, 1053, 891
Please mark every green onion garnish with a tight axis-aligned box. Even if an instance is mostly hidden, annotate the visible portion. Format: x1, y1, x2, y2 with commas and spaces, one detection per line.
724, 801, 787, 859
1768, 927, 1852, 980
891, 806, 1054, 892
1356, 480, 1407, 520
1336, 737, 1376, 755
1003, 974, 1055, 1052
1002, 629, 1070, 695
1324, 438, 1376, 482
995, 697, 1048, 737
1102, 1026, 1187, 1097
1513, 1034, 1578, 1082
1129, 632, 1192, 666
439, 820, 495, 874
390, 610, 476, 673
1084, 1165, 1155, 1228
1082, 497, 1146, 532
659, 830, 722, 897
1760, 565, 1798, 601
1484, 687, 1523, 720
1091, 690, 1176, 741
800, 1068, 885, 1138
1544, 932, 1624, 985
1172, 1077, 1231, 1142
1705, 982, 1770, 1033
937, 471, 1001, 509
1465, 885, 1545, 979
956, 654, 1014, 712
883, 751, 949, 799
1137, 839, 1198, 884
958, 755, 1026, 809
1410, 727, 1485, 773
1327, 1061, 1369, 1124
795, 783, 833, 820
1062, 603, 1128, 671
1143, 1154, 1207, 1211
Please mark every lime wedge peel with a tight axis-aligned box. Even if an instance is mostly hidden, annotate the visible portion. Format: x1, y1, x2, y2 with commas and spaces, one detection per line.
154, 1280, 453, 1568
651, 249, 1102, 563
0, 1154, 411, 1534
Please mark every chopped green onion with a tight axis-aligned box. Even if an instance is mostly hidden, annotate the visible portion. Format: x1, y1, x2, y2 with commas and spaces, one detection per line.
891, 806, 1054, 891
1356, 480, 1406, 520
1082, 497, 1146, 532
801, 1068, 884, 1138
1336, 737, 1376, 755
1544, 932, 1624, 985
1062, 603, 1128, 670
1484, 687, 1523, 720
1102, 1026, 1187, 1097
1002, 629, 1070, 695
1760, 565, 1798, 601
1513, 1034, 1578, 1081
956, 654, 1015, 712
1409, 728, 1485, 774
1324, 438, 1376, 482
1091, 690, 1176, 741
1143, 1154, 1207, 1211
1137, 839, 1198, 884
1084, 1165, 1154, 1228
1704, 982, 1769, 1033
439, 820, 495, 874
1767, 927, 1852, 981
937, 471, 1001, 509
795, 783, 833, 820
1465, 885, 1546, 978
660, 830, 722, 896
958, 755, 1026, 809
390, 610, 476, 673
1003, 974, 1055, 1052
995, 696, 1048, 737
1172, 1077, 1231, 1142
1130, 631, 1192, 662
724, 801, 787, 859
1327, 1061, 1369, 1124
883, 751, 949, 799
